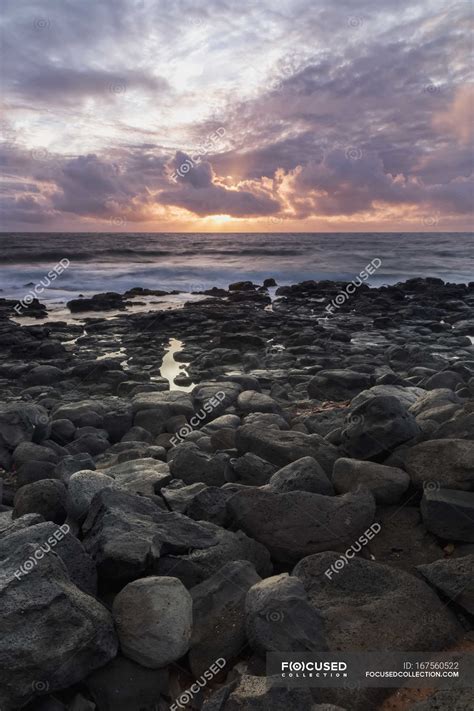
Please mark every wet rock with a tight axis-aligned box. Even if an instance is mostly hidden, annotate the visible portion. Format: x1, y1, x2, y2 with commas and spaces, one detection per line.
112, 576, 193, 667
332, 458, 410, 504
189, 560, 260, 676
406, 439, 474, 491
227, 486, 375, 564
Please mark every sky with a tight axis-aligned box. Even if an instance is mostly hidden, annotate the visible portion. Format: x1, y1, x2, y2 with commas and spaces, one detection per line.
0, 0, 473, 232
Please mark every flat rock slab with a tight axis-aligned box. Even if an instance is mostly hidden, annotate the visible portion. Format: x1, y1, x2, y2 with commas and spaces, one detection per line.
227, 487, 375, 564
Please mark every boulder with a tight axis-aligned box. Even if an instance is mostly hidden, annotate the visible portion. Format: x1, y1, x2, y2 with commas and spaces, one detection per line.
236, 426, 338, 473
266, 456, 334, 495
237, 390, 280, 414
112, 576, 192, 668
67, 470, 116, 520
227, 487, 375, 564
332, 458, 409, 504
417, 555, 474, 615
0, 520, 97, 595
293, 553, 462, 651
421, 489, 474, 542
406, 440, 474, 491
245, 573, 327, 656
226, 452, 278, 486
13, 479, 68, 524
341, 396, 420, 459
0, 402, 50, 452
169, 444, 227, 486
0, 542, 117, 709
308, 370, 372, 401
189, 560, 260, 676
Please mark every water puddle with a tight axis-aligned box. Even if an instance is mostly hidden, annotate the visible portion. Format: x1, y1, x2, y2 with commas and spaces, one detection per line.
159, 338, 195, 392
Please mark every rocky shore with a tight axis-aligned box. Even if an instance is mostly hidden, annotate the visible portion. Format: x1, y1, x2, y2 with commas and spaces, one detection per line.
0, 277, 473, 711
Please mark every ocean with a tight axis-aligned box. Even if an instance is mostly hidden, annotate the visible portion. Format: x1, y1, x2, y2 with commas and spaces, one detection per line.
0, 232, 473, 310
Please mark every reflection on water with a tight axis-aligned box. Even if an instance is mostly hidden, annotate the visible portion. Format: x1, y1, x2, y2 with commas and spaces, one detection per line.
159, 338, 195, 392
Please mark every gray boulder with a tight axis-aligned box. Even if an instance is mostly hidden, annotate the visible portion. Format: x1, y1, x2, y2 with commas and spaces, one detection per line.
417, 555, 474, 615
293, 553, 461, 651
266, 456, 334, 495
245, 573, 327, 655
189, 561, 260, 676
308, 369, 372, 401
113, 576, 192, 668
421, 489, 474, 542
0, 542, 117, 709
227, 486, 375, 564
341, 396, 420, 459
13, 479, 68, 524
332, 458, 409, 504
406, 440, 474, 491
67, 470, 116, 521
236, 426, 338, 473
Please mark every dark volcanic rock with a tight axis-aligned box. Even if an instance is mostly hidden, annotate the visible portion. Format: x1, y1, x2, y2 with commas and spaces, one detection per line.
421, 489, 474, 542
406, 439, 474, 491
245, 572, 327, 655
293, 553, 462, 651
227, 486, 375, 564
13, 479, 68, 524
332, 457, 410, 504
308, 369, 373, 401
417, 555, 474, 615
0, 542, 117, 709
189, 560, 261, 676
340, 395, 420, 459
236, 426, 338, 473
266, 456, 334, 495
86, 655, 169, 711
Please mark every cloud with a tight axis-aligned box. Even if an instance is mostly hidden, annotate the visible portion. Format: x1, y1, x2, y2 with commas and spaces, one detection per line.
160, 152, 281, 216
